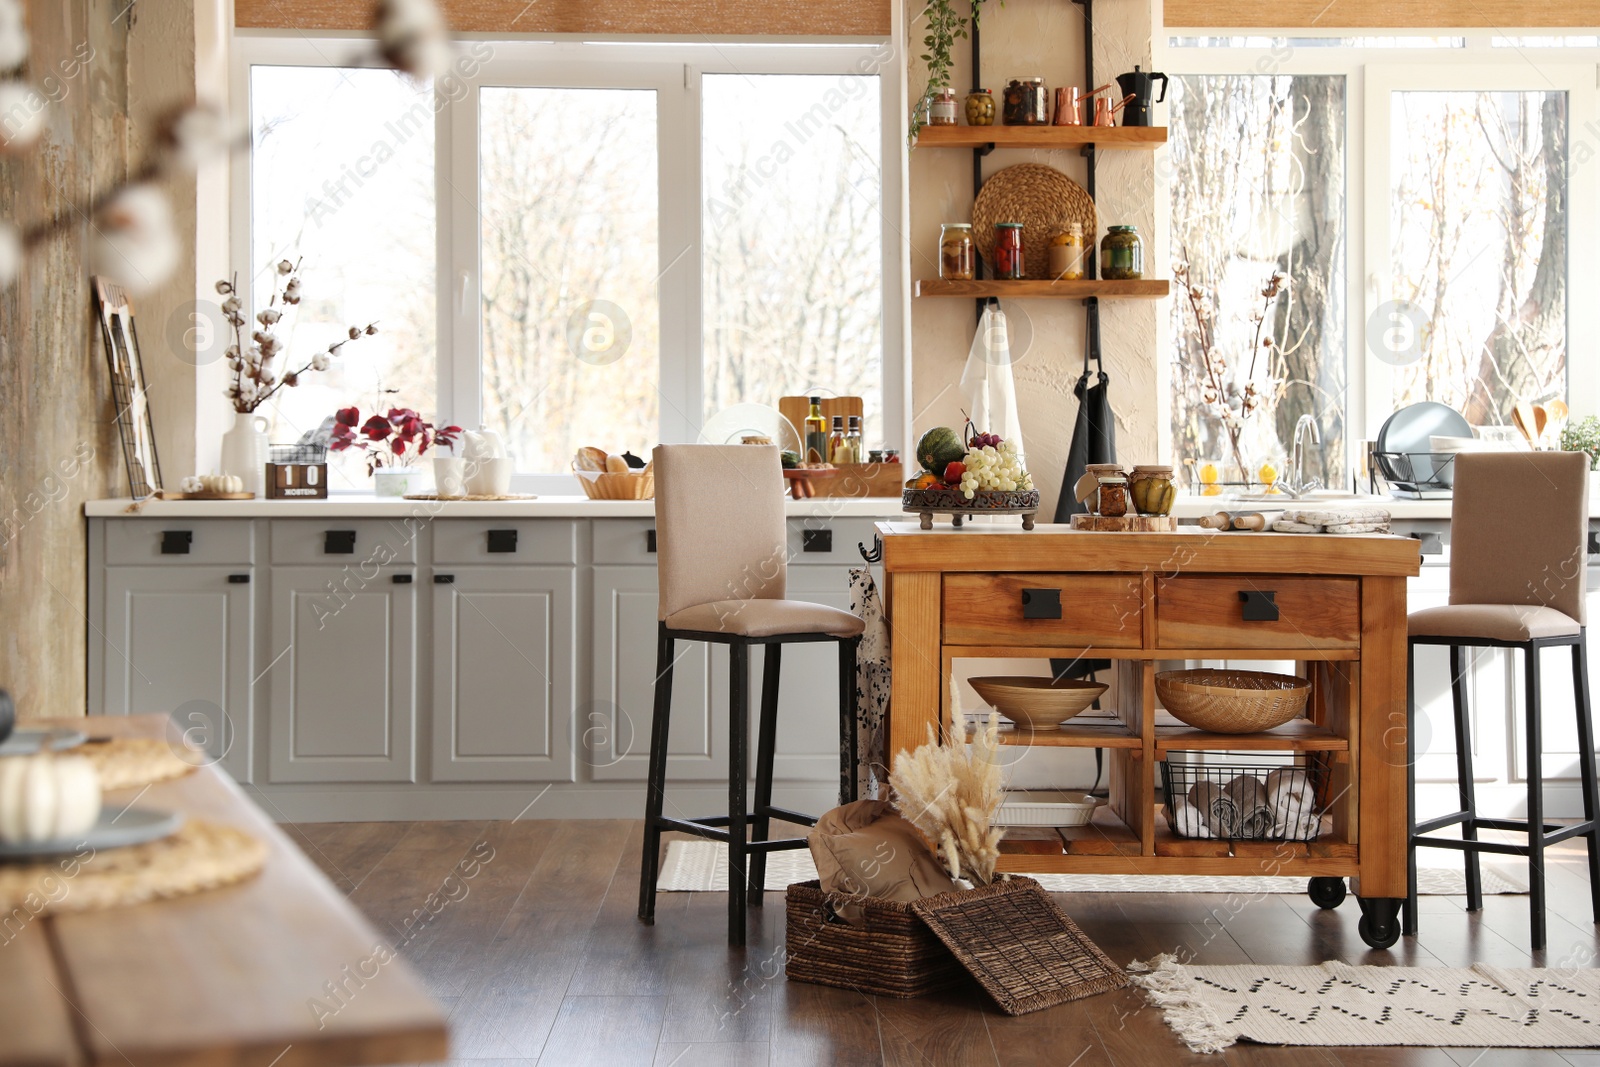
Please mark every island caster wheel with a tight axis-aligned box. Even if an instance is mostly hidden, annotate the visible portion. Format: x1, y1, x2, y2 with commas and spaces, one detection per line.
1308, 877, 1346, 910
1356, 897, 1402, 949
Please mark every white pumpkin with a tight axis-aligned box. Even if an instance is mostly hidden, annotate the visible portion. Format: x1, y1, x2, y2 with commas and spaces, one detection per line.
0, 753, 102, 844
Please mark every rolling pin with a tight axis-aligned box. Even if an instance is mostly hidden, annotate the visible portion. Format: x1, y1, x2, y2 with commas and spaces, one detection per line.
1196, 510, 1283, 531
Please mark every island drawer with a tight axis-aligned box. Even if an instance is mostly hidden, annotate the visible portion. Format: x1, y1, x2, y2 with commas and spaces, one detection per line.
1155, 576, 1359, 650
942, 573, 1143, 648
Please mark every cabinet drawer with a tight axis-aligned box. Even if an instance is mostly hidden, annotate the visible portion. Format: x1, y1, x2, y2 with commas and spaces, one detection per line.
1156, 576, 1359, 650
592, 519, 658, 565
786, 517, 894, 566
942, 574, 1143, 648
270, 519, 419, 566
104, 520, 254, 566
433, 520, 578, 565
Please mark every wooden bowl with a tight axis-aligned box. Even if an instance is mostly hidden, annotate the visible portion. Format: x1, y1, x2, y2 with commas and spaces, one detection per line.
1155, 668, 1310, 734
969, 677, 1108, 730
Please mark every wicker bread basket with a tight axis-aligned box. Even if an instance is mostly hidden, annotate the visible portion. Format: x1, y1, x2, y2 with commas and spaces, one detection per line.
573, 461, 654, 500
1155, 668, 1311, 733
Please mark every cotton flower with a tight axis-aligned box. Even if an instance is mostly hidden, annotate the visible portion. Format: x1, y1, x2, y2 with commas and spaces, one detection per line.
257, 308, 281, 326
215, 279, 233, 295
222, 295, 242, 315
376, 0, 451, 78
0, 222, 19, 288
348, 326, 361, 340
0, 81, 44, 154
277, 259, 294, 274
310, 352, 331, 372
157, 102, 234, 172
91, 184, 180, 295
0, 0, 27, 71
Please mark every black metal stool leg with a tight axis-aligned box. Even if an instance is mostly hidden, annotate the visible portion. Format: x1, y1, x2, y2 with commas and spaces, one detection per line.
1405, 640, 1419, 937
1574, 633, 1600, 924
749, 643, 782, 907
1450, 644, 1483, 912
839, 636, 860, 805
638, 625, 676, 924
1526, 643, 1547, 951
727, 641, 750, 946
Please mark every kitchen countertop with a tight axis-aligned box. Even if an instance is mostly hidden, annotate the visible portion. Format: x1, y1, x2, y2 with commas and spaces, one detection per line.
84, 494, 904, 519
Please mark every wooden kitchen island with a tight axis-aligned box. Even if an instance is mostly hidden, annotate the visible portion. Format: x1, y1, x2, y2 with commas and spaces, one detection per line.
878, 521, 1422, 949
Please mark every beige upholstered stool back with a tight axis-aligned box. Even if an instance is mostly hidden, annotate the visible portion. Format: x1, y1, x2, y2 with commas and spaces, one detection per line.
653, 444, 788, 620
1448, 451, 1589, 625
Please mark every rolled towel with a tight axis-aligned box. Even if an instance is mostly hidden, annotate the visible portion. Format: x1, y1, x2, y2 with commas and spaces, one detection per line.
1266, 767, 1320, 839
1188, 781, 1240, 838
1273, 808, 1322, 840
1168, 798, 1214, 839
1223, 775, 1275, 839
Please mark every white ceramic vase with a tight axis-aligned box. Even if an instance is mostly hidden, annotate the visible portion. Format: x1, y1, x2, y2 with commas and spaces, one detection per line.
219, 411, 270, 498
372, 467, 424, 498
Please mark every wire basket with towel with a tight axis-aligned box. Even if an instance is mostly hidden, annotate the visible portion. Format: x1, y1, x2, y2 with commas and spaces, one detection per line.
1160, 756, 1330, 841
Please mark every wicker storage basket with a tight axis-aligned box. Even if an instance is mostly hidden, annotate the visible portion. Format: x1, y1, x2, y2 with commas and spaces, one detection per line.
784, 880, 963, 998
573, 463, 654, 500
1155, 668, 1310, 733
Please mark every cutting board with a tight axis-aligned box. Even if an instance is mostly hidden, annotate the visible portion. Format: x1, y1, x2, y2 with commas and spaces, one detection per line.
1070, 514, 1176, 532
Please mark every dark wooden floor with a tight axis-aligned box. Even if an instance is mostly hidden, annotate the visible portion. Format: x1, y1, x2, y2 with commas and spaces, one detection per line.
282, 819, 1600, 1066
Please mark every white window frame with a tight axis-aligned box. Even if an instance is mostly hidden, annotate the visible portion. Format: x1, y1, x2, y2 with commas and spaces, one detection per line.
1157, 32, 1600, 478
231, 34, 908, 493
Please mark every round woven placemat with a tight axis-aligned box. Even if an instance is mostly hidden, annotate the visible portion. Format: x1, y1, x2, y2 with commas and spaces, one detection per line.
0, 820, 266, 914
80, 737, 199, 790
971, 163, 1096, 280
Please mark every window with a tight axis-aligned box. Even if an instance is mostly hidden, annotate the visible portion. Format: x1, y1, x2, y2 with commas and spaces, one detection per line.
1165, 38, 1599, 486
235, 40, 900, 487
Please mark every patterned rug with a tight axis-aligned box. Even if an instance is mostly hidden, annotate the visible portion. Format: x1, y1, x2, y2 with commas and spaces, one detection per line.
655, 840, 1528, 896
1129, 954, 1600, 1052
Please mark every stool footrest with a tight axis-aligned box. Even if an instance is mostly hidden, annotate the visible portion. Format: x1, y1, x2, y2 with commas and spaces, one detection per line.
759, 806, 818, 826
651, 817, 814, 855
746, 837, 810, 854
1415, 811, 1471, 835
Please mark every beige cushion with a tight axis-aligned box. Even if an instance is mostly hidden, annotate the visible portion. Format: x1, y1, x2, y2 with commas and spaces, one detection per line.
1409, 604, 1580, 643
1448, 451, 1589, 625
665, 599, 866, 638
653, 445, 788, 619
808, 799, 958, 909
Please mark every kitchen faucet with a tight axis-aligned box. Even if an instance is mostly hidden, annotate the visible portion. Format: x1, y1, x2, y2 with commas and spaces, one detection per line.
1285, 413, 1323, 498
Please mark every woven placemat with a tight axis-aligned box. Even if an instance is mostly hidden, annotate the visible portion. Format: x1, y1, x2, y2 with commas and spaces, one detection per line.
401, 492, 538, 501
912, 876, 1127, 1014
80, 737, 199, 790
0, 819, 266, 914
971, 163, 1096, 280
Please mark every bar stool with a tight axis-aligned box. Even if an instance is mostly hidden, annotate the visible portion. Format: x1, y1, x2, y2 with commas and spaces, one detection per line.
636, 444, 864, 946
1404, 450, 1598, 950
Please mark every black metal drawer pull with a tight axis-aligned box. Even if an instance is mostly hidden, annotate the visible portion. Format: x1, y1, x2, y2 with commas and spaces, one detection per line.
434, 574, 455, 584
646, 530, 657, 553
1239, 590, 1279, 622
393, 574, 413, 584
227, 574, 250, 584
1021, 588, 1062, 620
324, 530, 357, 555
487, 529, 518, 553
802, 529, 833, 553
160, 530, 193, 555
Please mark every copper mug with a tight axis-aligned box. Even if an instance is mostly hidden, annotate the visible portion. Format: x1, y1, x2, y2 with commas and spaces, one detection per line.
1053, 83, 1113, 126
1093, 94, 1136, 127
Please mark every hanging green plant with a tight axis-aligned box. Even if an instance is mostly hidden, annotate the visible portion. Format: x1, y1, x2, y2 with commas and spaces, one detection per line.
909, 0, 996, 146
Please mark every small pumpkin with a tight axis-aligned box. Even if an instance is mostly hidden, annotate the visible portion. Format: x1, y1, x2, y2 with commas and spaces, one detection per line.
0, 752, 102, 844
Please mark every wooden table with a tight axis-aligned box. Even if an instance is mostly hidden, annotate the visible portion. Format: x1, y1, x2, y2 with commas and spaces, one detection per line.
878, 522, 1421, 948
1, 715, 448, 1067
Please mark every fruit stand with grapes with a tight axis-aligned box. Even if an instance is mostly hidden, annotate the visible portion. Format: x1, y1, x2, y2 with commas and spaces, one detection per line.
902, 422, 1041, 529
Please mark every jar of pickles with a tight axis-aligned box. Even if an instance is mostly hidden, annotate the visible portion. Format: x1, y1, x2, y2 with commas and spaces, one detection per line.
929, 88, 958, 126
939, 223, 975, 280
1048, 222, 1085, 281
1100, 224, 1145, 280
1129, 465, 1176, 516
965, 89, 995, 126
1002, 77, 1048, 126
993, 222, 1025, 280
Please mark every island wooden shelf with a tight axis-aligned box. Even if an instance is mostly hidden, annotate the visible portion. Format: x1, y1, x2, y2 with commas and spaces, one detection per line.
916, 278, 1171, 300
988, 712, 1141, 750
1154, 716, 1350, 755
915, 125, 1167, 149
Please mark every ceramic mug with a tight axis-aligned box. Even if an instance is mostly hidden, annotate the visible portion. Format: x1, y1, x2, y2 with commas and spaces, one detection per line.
0, 688, 12, 745
465, 456, 513, 497
433, 457, 467, 498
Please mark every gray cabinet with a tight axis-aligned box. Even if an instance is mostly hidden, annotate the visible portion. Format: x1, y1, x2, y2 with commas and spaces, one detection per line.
431, 566, 576, 782
266, 564, 418, 784
101, 565, 254, 782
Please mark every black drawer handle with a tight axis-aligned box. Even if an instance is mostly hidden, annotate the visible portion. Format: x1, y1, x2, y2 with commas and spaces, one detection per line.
324, 530, 357, 555
646, 530, 657, 553
487, 529, 518, 553
1021, 588, 1062, 620
1239, 590, 1279, 621
393, 574, 413, 584
802, 529, 833, 553
227, 573, 250, 584
160, 530, 193, 555
434, 574, 455, 584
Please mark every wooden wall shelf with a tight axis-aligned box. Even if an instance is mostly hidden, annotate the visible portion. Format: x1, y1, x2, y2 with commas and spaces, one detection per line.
916, 279, 1170, 300
915, 126, 1167, 150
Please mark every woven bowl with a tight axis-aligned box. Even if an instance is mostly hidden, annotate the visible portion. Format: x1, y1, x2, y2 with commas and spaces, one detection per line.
971, 163, 1096, 280
1155, 669, 1311, 734
969, 676, 1108, 730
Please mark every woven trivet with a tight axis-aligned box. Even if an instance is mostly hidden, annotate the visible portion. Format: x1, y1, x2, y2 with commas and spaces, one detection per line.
0, 820, 266, 914
971, 163, 1096, 280
401, 492, 538, 501
80, 737, 199, 790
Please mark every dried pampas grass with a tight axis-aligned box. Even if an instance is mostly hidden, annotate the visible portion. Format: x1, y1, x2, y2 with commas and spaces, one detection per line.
889, 678, 1005, 886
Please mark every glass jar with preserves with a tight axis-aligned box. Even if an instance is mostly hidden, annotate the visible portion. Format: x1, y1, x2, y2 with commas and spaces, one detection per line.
965, 89, 995, 126
1099, 224, 1145, 280
1002, 77, 1048, 126
939, 223, 975, 280
1129, 464, 1176, 516
929, 88, 958, 126
1048, 222, 1085, 281
1094, 473, 1130, 517
993, 222, 1025, 280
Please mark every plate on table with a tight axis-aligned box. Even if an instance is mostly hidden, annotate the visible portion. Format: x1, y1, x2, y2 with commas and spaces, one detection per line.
1376, 402, 1471, 489
0, 727, 88, 756
0, 807, 184, 861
